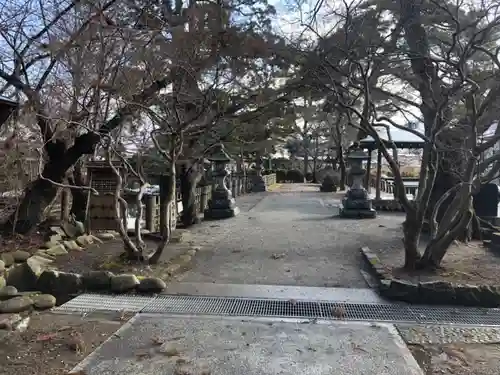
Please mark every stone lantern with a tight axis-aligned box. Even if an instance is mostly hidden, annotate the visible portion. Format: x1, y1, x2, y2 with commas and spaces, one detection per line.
340, 146, 376, 218
204, 143, 240, 219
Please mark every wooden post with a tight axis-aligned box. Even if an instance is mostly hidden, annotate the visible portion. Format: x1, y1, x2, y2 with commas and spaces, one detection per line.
376, 147, 382, 200
145, 195, 155, 231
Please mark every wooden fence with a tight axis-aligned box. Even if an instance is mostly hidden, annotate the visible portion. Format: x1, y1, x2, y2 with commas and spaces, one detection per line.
140, 173, 259, 232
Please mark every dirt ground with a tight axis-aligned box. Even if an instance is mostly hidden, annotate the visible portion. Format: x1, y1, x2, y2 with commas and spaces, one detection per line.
0, 311, 130, 375
371, 232, 500, 285
53, 235, 197, 280
0, 232, 45, 255
409, 343, 500, 375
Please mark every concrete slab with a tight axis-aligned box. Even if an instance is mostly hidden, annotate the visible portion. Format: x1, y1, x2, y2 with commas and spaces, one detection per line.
70, 314, 423, 375
164, 282, 389, 304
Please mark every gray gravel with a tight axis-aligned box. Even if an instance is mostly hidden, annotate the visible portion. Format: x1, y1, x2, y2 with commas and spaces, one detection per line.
179, 184, 405, 288
397, 325, 500, 345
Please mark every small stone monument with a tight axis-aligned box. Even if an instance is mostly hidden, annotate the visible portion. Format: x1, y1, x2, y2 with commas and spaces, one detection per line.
204, 144, 240, 219
340, 145, 376, 218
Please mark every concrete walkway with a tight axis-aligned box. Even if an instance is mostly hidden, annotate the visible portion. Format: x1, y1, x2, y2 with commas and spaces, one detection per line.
67, 184, 431, 375
176, 183, 403, 288
71, 315, 423, 375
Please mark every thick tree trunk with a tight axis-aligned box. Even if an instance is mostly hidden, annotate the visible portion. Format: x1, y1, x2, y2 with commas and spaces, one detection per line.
424, 149, 468, 241
180, 162, 202, 227
4, 144, 66, 234
3, 133, 99, 234
419, 196, 474, 269
338, 146, 346, 190
61, 184, 71, 222
68, 161, 88, 223
402, 215, 422, 270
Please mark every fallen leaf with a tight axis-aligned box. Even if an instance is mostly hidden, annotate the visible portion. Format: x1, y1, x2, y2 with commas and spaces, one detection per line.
289, 299, 297, 305
135, 349, 152, 359
332, 306, 346, 319
151, 335, 164, 345
67, 333, 85, 354
57, 326, 72, 332
117, 309, 127, 321
36, 333, 58, 342
271, 253, 285, 260
352, 343, 368, 353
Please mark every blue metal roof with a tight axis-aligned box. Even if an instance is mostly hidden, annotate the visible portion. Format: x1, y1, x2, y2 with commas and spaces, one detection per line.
0, 96, 17, 105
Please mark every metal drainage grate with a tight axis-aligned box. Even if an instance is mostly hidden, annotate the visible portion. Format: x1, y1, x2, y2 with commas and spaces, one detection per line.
56, 294, 500, 325
142, 295, 500, 325
54, 293, 156, 313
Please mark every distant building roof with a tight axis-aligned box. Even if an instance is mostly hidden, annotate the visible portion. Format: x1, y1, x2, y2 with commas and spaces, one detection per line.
0, 96, 17, 105
0, 96, 18, 126
360, 124, 426, 149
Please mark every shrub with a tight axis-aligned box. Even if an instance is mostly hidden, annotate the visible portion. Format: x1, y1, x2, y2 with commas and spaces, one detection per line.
320, 173, 340, 192
305, 172, 313, 182
275, 169, 287, 182
286, 169, 304, 183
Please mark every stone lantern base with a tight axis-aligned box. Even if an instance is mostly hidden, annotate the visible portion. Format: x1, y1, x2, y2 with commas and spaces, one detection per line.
340, 187, 376, 219
204, 188, 240, 220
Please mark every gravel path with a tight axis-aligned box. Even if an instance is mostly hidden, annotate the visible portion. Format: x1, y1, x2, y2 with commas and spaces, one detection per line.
178, 184, 405, 288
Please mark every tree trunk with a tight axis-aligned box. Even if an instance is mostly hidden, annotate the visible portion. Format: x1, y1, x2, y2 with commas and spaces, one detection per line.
4, 146, 66, 234
3, 133, 99, 234
180, 162, 202, 227
61, 184, 71, 222
419, 197, 474, 269
68, 161, 88, 223
338, 146, 346, 190
303, 153, 309, 182
149, 166, 176, 264
402, 215, 422, 270
312, 157, 317, 183
424, 149, 467, 241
